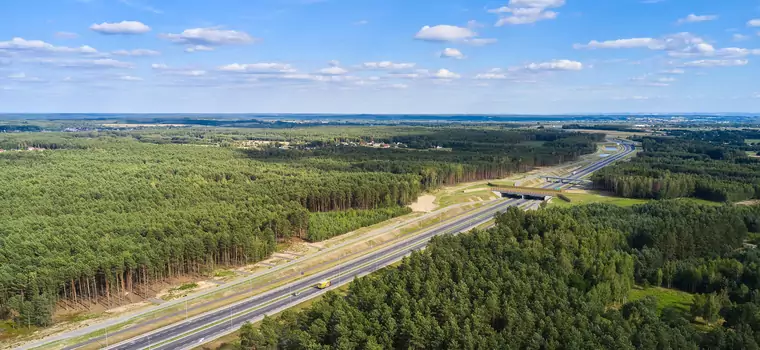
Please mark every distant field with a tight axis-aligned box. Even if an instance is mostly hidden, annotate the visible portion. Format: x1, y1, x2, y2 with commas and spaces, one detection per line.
628, 286, 694, 313
746, 139, 760, 145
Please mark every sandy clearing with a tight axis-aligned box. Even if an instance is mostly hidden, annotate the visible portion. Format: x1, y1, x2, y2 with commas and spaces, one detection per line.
409, 195, 437, 212
106, 301, 152, 315
154, 280, 217, 302
306, 242, 326, 249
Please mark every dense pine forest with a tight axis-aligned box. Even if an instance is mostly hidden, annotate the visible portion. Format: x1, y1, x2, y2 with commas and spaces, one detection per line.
0, 127, 602, 328
239, 201, 760, 349
594, 130, 760, 202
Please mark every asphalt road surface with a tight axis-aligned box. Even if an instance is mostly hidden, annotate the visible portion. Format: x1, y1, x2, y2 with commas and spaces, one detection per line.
95, 140, 635, 350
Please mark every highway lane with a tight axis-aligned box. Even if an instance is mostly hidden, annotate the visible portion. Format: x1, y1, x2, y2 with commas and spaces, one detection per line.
118, 140, 636, 350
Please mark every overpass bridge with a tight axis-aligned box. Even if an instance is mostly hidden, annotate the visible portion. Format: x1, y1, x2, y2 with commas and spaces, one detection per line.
545, 176, 592, 185
491, 187, 563, 201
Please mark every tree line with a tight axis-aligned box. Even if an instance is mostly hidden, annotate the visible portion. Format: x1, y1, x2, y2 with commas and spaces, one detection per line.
593, 134, 760, 202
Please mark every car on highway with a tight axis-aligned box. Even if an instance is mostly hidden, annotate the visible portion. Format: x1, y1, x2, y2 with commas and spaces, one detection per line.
316, 280, 331, 289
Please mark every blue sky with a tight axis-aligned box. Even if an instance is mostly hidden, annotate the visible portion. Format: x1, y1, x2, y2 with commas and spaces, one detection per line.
1, 0, 759, 114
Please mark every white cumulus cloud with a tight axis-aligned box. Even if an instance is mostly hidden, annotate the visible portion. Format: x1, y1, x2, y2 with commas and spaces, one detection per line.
490, 0, 565, 26
218, 63, 295, 73
387, 71, 425, 79
36, 58, 134, 69
362, 61, 416, 70
275, 74, 358, 83
748, 19, 760, 27
319, 66, 348, 75
432, 69, 461, 79
414, 25, 497, 45
6, 72, 44, 83
683, 59, 749, 67
575, 32, 727, 58
90, 21, 151, 35
185, 45, 215, 53
0, 37, 97, 54
574, 37, 661, 49
475, 72, 510, 80
178, 70, 206, 76
525, 59, 583, 71
152, 63, 208, 76
161, 28, 257, 46
677, 14, 718, 24
120, 75, 143, 81
415, 25, 476, 42
714, 47, 760, 57
643, 82, 671, 87
440, 48, 465, 59
112, 49, 160, 56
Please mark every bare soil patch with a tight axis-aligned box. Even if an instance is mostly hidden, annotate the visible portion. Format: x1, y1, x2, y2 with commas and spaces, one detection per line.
409, 195, 437, 212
